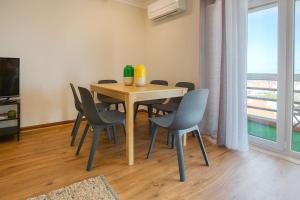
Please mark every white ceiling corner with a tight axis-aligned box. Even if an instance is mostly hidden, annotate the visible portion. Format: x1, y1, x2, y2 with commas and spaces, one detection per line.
115, 0, 149, 9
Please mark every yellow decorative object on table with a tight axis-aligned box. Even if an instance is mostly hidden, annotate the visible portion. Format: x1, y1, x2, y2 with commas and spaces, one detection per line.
134, 64, 146, 87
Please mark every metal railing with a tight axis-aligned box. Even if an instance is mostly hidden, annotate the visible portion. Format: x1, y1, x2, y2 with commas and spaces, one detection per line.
247, 73, 300, 115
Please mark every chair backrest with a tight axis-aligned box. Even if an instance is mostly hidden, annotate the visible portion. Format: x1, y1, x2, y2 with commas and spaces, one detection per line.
150, 80, 168, 86
170, 82, 196, 104
70, 83, 83, 113
169, 89, 209, 130
97, 80, 118, 101
78, 87, 104, 126
98, 80, 118, 84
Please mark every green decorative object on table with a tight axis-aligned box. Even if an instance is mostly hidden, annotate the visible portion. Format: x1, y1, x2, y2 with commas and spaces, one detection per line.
7, 110, 17, 119
123, 65, 134, 86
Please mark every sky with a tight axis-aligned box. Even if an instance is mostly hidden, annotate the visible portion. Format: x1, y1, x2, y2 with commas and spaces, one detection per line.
247, 2, 300, 74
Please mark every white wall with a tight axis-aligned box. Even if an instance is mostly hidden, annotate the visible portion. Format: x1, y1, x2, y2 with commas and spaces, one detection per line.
0, 0, 146, 127
145, 0, 201, 86
0, 0, 201, 127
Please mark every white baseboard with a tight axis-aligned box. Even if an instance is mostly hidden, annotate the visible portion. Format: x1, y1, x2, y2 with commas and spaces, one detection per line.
250, 145, 300, 165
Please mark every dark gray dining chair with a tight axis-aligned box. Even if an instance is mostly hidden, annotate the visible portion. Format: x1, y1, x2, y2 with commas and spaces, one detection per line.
153, 82, 195, 145
134, 80, 168, 133
97, 80, 126, 112
70, 83, 109, 146
77, 87, 126, 171
147, 89, 209, 182
153, 82, 195, 115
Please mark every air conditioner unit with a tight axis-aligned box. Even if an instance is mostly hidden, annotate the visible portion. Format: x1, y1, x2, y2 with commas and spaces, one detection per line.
148, 0, 186, 21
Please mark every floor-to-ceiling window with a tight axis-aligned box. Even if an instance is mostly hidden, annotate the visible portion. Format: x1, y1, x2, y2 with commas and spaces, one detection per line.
247, 5, 278, 142
292, 0, 300, 153
248, 0, 300, 158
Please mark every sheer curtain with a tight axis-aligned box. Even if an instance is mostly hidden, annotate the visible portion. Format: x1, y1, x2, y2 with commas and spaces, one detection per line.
201, 0, 249, 151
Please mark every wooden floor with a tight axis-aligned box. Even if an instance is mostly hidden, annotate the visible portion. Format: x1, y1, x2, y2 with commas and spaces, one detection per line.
1, 113, 300, 200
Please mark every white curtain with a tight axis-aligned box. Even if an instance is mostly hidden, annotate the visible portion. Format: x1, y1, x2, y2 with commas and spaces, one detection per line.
202, 0, 222, 138
202, 0, 249, 151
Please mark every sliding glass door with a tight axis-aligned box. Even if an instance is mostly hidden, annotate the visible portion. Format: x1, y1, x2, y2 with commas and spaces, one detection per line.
247, 2, 281, 150
291, 0, 300, 154
247, 0, 300, 157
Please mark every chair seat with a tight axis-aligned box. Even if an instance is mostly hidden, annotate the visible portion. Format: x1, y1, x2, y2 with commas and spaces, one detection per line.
150, 113, 175, 128
138, 99, 165, 106
153, 102, 179, 113
101, 97, 124, 104
99, 110, 125, 124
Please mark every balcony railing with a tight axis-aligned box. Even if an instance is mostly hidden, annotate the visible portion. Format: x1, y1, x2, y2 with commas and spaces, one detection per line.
247, 73, 300, 149
247, 73, 300, 120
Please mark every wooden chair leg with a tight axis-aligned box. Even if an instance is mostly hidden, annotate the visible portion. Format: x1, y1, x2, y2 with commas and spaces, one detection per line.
87, 128, 101, 171
70, 113, 83, 146
195, 129, 209, 166
76, 123, 90, 155
147, 124, 158, 159
175, 134, 186, 182
112, 125, 118, 144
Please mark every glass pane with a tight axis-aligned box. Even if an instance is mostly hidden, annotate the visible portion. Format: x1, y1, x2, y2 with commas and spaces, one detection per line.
292, 0, 300, 152
247, 6, 278, 141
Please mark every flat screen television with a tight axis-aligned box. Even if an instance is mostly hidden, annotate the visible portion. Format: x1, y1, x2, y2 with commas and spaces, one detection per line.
0, 58, 20, 98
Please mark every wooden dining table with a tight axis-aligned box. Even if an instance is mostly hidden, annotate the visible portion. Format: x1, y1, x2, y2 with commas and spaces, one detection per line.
90, 83, 188, 165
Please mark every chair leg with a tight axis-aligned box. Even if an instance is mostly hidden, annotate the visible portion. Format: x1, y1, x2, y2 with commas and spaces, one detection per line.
148, 105, 153, 135
121, 123, 126, 136
71, 113, 81, 136
112, 125, 118, 144
175, 134, 186, 182
134, 104, 139, 120
70, 113, 83, 146
195, 130, 209, 166
167, 131, 170, 145
76, 123, 90, 155
171, 134, 175, 149
122, 102, 126, 113
106, 127, 112, 141
87, 128, 101, 171
146, 124, 158, 159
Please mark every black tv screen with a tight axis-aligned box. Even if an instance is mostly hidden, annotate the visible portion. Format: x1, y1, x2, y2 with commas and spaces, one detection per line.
0, 58, 20, 98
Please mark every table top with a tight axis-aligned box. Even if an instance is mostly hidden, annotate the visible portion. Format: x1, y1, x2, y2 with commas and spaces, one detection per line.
90, 83, 187, 94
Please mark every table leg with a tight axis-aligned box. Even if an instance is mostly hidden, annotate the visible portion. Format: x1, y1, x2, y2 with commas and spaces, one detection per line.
183, 134, 187, 146
125, 95, 134, 165
90, 89, 95, 100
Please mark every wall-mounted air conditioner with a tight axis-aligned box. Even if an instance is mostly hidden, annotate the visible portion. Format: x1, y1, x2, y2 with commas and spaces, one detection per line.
147, 0, 187, 21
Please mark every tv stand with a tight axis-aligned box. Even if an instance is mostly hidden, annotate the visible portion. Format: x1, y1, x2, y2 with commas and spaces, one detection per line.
0, 98, 20, 141
0, 97, 18, 105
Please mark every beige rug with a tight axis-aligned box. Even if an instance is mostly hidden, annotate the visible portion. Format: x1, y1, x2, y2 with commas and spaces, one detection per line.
28, 176, 119, 200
